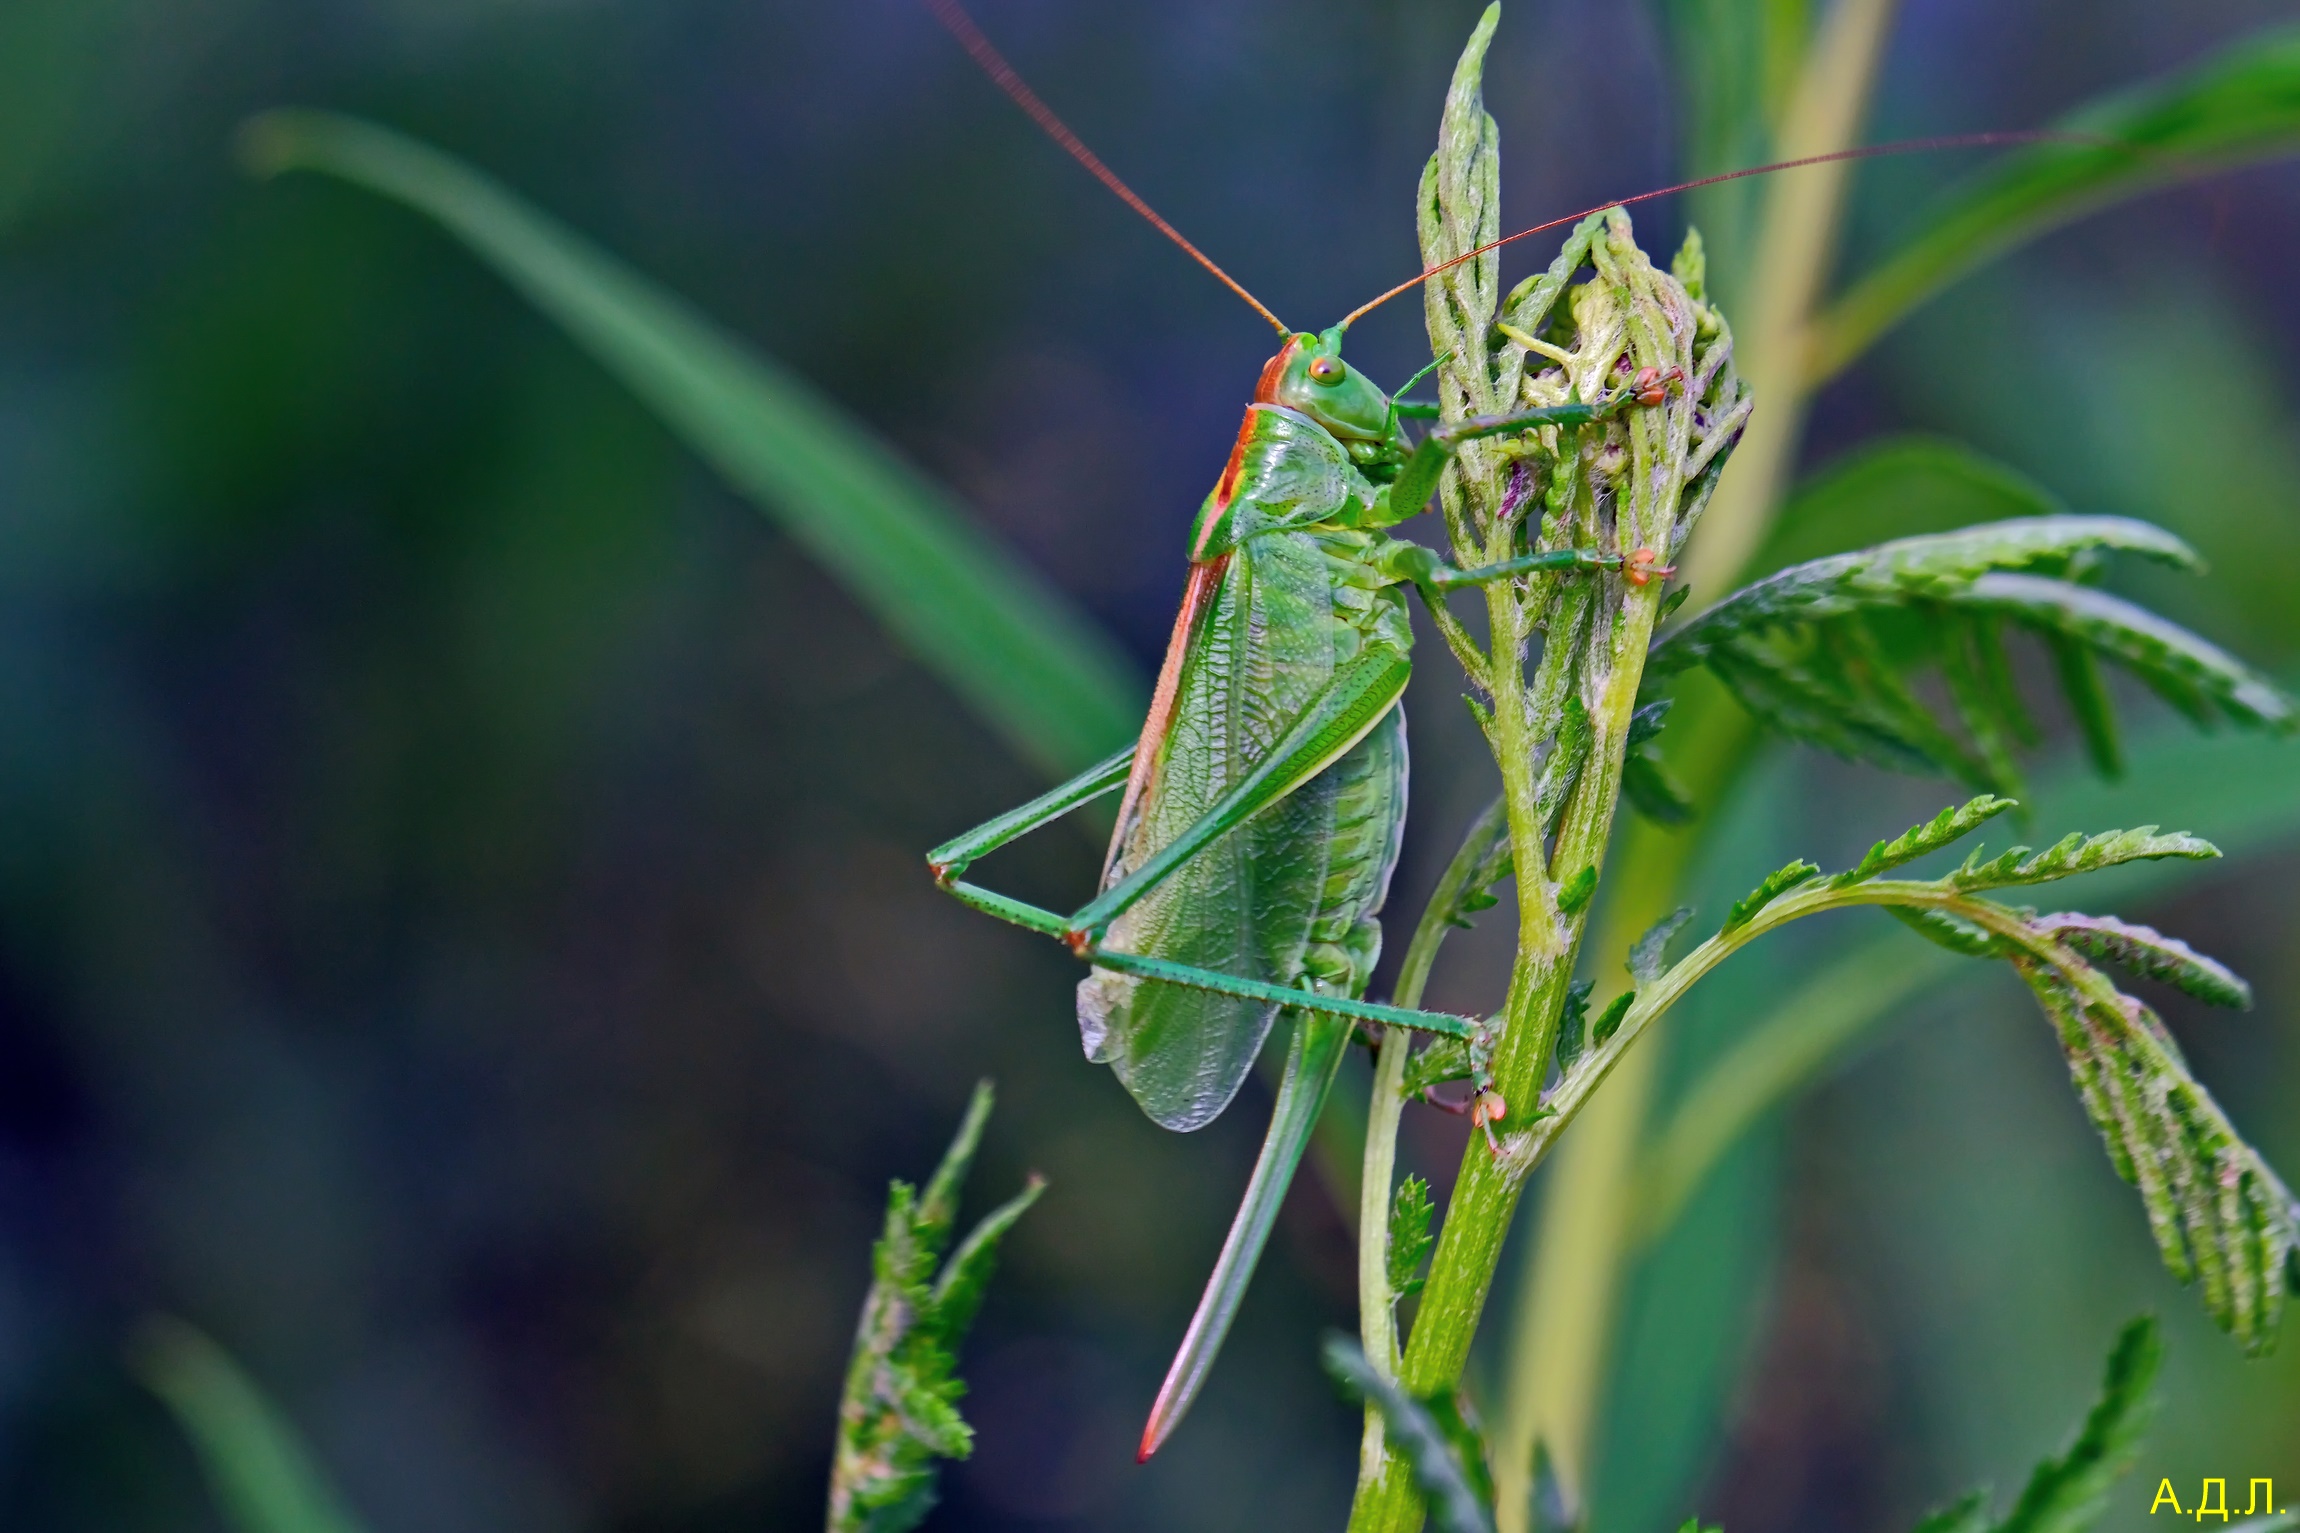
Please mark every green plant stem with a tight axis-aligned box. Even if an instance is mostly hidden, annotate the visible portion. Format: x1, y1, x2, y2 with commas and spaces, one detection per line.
1351, 219, 1699, 1531
1359, 800, 1511, 1486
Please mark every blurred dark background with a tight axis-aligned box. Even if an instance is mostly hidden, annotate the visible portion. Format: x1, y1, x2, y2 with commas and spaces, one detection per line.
0, 1, 2295, 1530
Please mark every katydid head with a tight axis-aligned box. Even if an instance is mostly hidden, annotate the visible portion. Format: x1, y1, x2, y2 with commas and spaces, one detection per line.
1256, 327, 1394, 443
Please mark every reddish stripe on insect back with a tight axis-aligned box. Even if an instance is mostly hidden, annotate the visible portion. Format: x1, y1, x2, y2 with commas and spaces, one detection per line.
1103, 555, 1230, 883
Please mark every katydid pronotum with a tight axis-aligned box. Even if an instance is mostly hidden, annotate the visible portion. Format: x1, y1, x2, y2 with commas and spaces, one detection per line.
917, 0, 2020, 1461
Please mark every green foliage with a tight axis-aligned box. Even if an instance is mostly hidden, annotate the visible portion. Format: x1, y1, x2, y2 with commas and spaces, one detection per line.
1950, 826, 2219, 890
2020, 960, 2296, 1350
1591, 990, 1635, 1048
1623, 699, 1695, 825
1836, 795, 2018, 884
240, 111, 1142, 780
1991, 1318, 2160, 1533
1389, 1175, 1438, 1303
1813, 27, 2300, 379
1555, 864, 1598, 915
131, 1318, 368, 1533
1645, 517, 2292, 799
1721, 858, 1818, 931
1904, 1318, 2160, 1533
1324, 1336, 1497, 1533
1552, 979, 1596, 1073
1629, 907, 1696, 983
2036, 913, 2251, 1010
828, 1082, 1045, 1533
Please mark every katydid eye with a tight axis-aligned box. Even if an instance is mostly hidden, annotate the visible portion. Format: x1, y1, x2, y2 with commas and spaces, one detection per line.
1307, 354, 1347, 385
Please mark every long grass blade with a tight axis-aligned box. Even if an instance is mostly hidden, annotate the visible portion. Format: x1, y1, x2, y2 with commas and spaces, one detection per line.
238, 110, 1144, 779
1810, 27, 2300, 382
130, 1318, 368, 1533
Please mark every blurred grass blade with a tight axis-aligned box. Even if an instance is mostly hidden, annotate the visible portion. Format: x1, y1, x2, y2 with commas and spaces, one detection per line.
237, 110, 1143, 779
1810, 25, 2300, 383
130, 1317, 367, 1533
1324, 1335, 1497, 1533
1634, 717, 2300, 1250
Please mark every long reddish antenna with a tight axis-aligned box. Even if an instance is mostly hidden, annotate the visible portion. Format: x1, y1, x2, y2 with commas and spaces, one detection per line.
1336, 130, 2122, 330
923, 0, 1292, 338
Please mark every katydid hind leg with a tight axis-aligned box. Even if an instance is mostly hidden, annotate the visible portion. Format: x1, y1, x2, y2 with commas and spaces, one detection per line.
926, 739, 1136, 881
1137, 1008, 1355, 1461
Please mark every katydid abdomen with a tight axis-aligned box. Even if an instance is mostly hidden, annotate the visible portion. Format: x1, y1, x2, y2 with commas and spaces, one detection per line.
1081, 402, 1412, 1132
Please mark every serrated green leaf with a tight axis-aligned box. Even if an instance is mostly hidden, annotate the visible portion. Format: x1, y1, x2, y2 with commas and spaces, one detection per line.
1405, 1036, 1476, 1095
1552, 979, 1596, 1074
2015, 959, 2298, 1349
2036, 914, 2251, 1010
130, 1319, 368, 1533
1839, 796, 2019, 884
1953, 826, 2219, 890
1323, 1336, 1498, 1533
1888, 904, 2007, 958
239, 111, 1143, 781
1959, 573, 2294, 732
2045, 632, 2122, 777
1592, 990, 1635, 1047
1537, 695, 1594, 834
1388, 1175, 1437, 1302
1624, 699, 1697, 824
830, 1086, 1042, 1533
1649, 517, 2198, 678
1812, 27, 2300, 381
1990, 1316, 2160, 1533
1629, 908, 1695, 983
1722, 859, 1819, 931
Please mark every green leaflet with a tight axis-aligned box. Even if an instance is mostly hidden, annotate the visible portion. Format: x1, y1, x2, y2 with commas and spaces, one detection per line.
2019, 959, 2296, 1350
828, 1082, 1044, 1533
2036, 913, 2251, 1010
1555, 864, 1598, 915
1389, 1175, 1438, 1302
1837, 795, 2018, 884
1721, 858, 1819, 931
1886, 904, 2005, 958
1951, 826, 2219, 890
1635, 720, 2300, 1255
131, 1319, 369, 1533
1623, 698, 1695, 825
239, 111, 1143, 781
1552, 979, 1596, 1074
1629, 907, 1695, 983
1591, 990, 1635, 1048
1323, 1337, 1497, 1533
1645, 517, 2292, 796
1989, 1317, 2160, 1533
1812, 26, 2300, 381
1754, 438, 2068, 576
1896, 1319, 2160, 1533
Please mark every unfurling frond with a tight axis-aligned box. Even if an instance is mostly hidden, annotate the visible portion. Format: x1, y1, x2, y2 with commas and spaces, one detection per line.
828, 1082, 1044, 1533
1642, 518, 2294, 799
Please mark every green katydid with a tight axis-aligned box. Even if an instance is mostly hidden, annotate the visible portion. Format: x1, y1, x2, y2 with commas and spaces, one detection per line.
917, 0, 1693, 1461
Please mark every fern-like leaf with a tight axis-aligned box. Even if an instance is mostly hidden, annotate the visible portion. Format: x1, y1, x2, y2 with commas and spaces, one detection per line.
1643, 518, 2292, 798
1990, 1316, 2161, 1533
1388, 1176, 1438, 1302
1837, 796, 2018, 885
1952, 828, 2219, 890
828, 1082, 1044, 1533
1323, 1337, 1497, 1533
2018, 960, 2297, 1350
1723, 859, 1820, 931
2036, 914, 2251, 1010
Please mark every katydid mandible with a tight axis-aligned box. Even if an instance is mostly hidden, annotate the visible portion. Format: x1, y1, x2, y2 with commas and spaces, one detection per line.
917, 1, 1682, 1461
